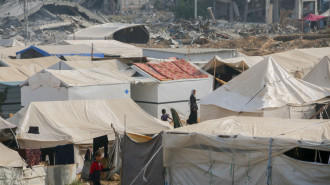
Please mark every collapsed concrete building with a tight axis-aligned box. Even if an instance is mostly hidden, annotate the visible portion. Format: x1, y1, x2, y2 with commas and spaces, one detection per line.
0, 1, 106, 44
208, 0, 320, 23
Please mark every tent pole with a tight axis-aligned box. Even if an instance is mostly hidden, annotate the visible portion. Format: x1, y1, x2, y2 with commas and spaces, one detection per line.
91, 43, 94, 61
9, 128, 20, 149
213, 58, 216, 90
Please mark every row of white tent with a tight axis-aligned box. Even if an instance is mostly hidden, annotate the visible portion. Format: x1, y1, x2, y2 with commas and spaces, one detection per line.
2, 101, 330, 184
0, 49, 329, 184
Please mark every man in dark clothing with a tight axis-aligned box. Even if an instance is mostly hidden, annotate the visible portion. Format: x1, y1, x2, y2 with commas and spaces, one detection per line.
89, 150, 112, 185
187, 89, 198, 124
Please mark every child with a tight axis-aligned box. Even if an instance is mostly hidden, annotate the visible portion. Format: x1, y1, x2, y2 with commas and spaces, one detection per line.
161, 109, 172, 122
89, 150, 113, 185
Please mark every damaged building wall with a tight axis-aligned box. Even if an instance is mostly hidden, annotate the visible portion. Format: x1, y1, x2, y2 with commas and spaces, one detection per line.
207, 0, 318, 23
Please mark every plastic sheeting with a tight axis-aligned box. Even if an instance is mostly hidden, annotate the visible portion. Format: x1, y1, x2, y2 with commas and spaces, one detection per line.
199, 56, 330, 113
0, 166, 46, 185
0, 115, 15, 130
8, 98, 171, 148
0, 142, 26, 167
27, 69, 130, 88
62, 40, 142, 57
121, 133, 164, 185
303, 56, 330, 89
163, 116, 330, 185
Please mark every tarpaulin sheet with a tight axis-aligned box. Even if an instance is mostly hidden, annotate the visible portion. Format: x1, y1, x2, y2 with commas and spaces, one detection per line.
303, 13, 326, 21
121, 133, 164, 185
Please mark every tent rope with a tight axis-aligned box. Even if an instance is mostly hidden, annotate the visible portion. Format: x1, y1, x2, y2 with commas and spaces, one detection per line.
266, 138, 273, 185
129, 145, 163, 185
230, 153, 235, 185
207, 149, 214, 185
245, 152, 251, 185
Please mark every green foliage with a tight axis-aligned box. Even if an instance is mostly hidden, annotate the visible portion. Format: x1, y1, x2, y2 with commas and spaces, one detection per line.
171, 0, 213, 19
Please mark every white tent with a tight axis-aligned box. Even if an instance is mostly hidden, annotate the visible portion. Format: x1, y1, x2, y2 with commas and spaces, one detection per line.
303, 56, 330, 89
62, 40, 142, 57
0, 115, 15, 130
0, 38, 25, 47
0, 117, 45, 185
8, 98, 171, 149
199, 56, 330, 121
163, 116, 330, 185
202, 56, 251, 73
268, 49, 322, 78
21, 68, 131, 106
0, 56, 61, 68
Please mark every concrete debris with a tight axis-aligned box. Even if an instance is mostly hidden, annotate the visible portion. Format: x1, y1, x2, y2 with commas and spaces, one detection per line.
0, 0, 105, 45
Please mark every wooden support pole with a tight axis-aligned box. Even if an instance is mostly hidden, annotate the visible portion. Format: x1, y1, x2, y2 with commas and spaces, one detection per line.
213, 59, 216, 90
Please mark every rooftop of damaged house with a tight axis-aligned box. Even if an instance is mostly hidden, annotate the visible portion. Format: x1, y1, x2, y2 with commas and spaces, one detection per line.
0, 0, 329, 185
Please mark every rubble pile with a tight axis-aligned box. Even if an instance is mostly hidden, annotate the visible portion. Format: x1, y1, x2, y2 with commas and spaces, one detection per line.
0, 0, 106, 45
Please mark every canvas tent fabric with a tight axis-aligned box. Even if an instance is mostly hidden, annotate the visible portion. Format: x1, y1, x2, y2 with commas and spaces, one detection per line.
48, 60, 157, 85
0, 46, 27, 59
303, 56, 330, 89
0, 143, 27, 167
0, 56, 61, 68
199, 56, 330, 114
7, 99, 171, 148
202, 56, 250, 73
0, 67, 29, 82
28, 69, 130, 88
121, 133, 164, 185
268, 49, 321, 78
0, 38, 25, 47
62, 40, 143, 57
163, 116, 330, 185
16, 45, 104, 58
66, 23, 149, 44
0, 115, 15, 130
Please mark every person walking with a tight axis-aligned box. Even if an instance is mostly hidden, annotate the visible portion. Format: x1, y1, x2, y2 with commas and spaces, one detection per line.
187, 89, 198, 124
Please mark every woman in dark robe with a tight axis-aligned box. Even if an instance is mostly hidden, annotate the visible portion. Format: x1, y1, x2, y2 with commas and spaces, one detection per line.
187, 89, 198, 124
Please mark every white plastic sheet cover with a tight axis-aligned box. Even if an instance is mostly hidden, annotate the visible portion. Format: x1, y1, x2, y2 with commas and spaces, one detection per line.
26, 68, 130, 92
199, 56, 330, 113
268, 49, 321, 78
0, 142, 26, 167
0, 165, 46, 185
303, 56, 330, 89
163, 116, 330, 185
8, 99, 171, 148
0, 116, 15, 130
